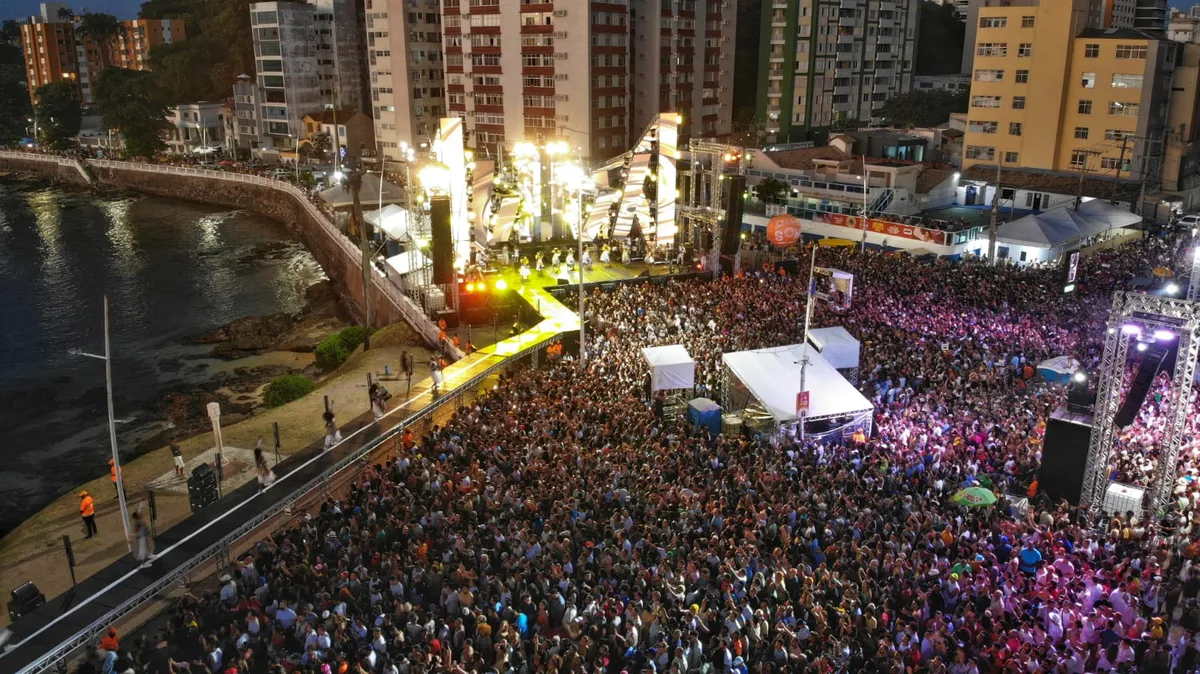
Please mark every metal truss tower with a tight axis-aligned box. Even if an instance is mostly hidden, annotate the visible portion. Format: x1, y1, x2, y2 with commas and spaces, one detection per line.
679, 139, 746, 271
1082, 292, 1200, 516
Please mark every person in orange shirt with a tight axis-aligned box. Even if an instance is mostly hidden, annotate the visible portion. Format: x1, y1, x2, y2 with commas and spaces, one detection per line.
402, 428, 415, 451
108, 458, 124, 500
99, 627, 118, 652
80, 491, 97, 538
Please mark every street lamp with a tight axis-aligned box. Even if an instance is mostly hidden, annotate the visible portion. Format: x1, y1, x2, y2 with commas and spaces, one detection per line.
560, 162, 594, 363
69, 296, 132, 551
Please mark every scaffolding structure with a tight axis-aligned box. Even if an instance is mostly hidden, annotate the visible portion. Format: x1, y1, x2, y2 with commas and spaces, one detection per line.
679, 139, 746, 270
1081, 292, 1200, 516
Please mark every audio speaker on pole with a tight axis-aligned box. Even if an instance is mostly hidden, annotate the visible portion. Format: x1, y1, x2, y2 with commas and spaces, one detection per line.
187, 462, 219, 511
430, 196, 454, 285
721, 174, 746, 256
701, 230, 714, 253
1037, 408, 1093, 505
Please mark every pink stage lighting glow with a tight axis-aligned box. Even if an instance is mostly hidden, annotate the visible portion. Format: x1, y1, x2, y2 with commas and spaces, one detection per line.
1154, 330, 1176, 341
1120, 324, 1141, 336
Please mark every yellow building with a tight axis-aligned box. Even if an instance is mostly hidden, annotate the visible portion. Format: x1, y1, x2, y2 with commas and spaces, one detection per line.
963, 0, 1174, 187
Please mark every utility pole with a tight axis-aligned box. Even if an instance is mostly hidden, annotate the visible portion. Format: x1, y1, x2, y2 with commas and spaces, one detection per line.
988, 156, 1003, 264
350, 170, 372, 350
1114, 135, 1130, 186
798, 246, 817, 441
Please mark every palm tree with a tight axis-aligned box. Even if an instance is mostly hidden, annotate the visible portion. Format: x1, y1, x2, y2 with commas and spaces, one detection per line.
56, 7, 75, 22
77, 13, 121, 69
1, 19, 21, 45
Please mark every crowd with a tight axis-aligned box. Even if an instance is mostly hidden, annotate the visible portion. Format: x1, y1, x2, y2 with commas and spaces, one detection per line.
80, 230, 1200, 674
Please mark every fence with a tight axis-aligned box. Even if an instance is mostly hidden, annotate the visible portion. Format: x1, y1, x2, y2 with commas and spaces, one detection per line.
0, 151, 455, 357
7, 329, 558, 674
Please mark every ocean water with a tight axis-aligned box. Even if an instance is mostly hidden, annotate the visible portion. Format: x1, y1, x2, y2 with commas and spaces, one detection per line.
0, 181, 325, 536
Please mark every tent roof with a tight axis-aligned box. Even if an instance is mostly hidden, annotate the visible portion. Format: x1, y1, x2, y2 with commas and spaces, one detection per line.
998, 202, 1142, 249
642, 344, 693, 367
319, 174, 407, 208
722, 343, 873, 423
807, 326, 858, 351
365, 204, 411, 241
385, 250, 429, 276
1076, 199, 1142, 233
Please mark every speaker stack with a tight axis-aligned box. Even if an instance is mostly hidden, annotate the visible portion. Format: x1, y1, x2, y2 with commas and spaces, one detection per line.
721, 174, 746, 256
8, 581, 45, 622
1037, 407, 1093, 505
188, 462, 219, 512
430, 196, 454, 286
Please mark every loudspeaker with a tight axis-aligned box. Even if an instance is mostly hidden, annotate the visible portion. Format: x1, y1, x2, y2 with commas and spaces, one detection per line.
721, 174, 746, 256
188, 462, 219, 511
1038, 411, 1093, 505
430, 196, 454, 285
719, 254, 736, 277
1114, 342, 1177, 428
700, 231, 713, 252
8, 581, 45, 622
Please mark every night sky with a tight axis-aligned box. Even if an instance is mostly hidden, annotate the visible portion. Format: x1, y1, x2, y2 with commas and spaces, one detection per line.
2, 0, 143, 22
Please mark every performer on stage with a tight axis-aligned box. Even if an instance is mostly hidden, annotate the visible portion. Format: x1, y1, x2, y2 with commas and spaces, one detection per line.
535, 251, 545, 276
519, 263, 531, 284
600, 244, 611, 266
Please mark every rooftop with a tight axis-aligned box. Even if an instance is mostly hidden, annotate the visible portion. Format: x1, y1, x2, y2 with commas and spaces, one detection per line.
304, 108, 364, 125
763, 146, 848, 171
1076, 27, 1161, 40
960, 165, 1142, 203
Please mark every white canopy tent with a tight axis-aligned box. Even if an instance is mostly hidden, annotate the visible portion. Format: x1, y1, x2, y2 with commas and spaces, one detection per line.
642, 345, 695, 391
319, 174, 407, 209
385, 249, 430, 276
365, 204, 412, 242
807, 327, 860, 371
721, 343, 873, 424
998, 202, 1141, 250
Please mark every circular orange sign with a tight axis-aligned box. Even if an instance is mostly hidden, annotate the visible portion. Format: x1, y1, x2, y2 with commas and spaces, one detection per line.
766, 214, 802, 248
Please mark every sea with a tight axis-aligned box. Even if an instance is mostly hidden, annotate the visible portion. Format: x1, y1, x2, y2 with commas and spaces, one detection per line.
0, 180, 325, 536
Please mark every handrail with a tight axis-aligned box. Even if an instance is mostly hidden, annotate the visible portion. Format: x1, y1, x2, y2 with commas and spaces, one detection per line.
5, 330, 557, 674
0, 151, 456, 357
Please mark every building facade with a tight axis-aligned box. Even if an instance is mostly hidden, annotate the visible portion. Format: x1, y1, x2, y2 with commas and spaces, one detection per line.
19, 3, 185, 105
248, 0, 366, 158
963, 0, 1174, 194
756, 0, 920, 144
364, 0, 446, 163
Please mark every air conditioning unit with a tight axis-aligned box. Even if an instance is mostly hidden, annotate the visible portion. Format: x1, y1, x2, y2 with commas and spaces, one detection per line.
555, 73, 569, 80
555, 93, 569, 101
554, 52, 568, 59
553, 9, 568, 17
554, 31, 568, 39
556, 114, 569, 122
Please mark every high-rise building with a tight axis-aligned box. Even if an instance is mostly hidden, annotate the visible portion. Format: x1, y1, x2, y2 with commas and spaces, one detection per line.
1089, 0, 1138, 29
437, 0, 736, 161
1132, 0, 1168, 32
364, 0, 446, 163
19, 2, 185, 105
630, 0, 737, 142
934, 0, 970, 18
755, 0, 920, 144
963, 0, 1174, 189
247, 0, 366, 159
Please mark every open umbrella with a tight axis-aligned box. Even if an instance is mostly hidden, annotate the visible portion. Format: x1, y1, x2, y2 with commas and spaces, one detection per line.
952, 486, 998, 507
1153, 266, 1173, 278
1037, 356, 1080, 384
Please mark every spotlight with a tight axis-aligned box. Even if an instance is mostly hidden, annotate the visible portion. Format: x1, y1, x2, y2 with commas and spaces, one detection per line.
1137, 342, 1148, 352
1165, 283, 1180, 295
1121, 324, 1141, 336
495, 279, 508, 291
1072, 371, 1088, 383
1154, 329, 1176, 341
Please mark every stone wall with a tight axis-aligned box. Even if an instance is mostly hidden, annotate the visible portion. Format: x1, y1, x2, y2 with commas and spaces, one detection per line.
0, 156, 89, 185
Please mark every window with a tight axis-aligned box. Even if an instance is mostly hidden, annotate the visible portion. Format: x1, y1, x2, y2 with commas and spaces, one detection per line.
472, 92, 503, 106
1070, 151, 1088, 169
468, 14, 500, 28
974, 69, 1004, 82
1004, 151, 1020, 164
971, 95, 1002, 108
1105, 129, 1132, 141
1018, 43, 1032, 57
473, 112, 504, 126
1021, 15, 1035, 28
1015, 70, 1029, 84
1084, 43, 1099, 58
980, 16, 1007, 28
1012, 96, 1026, 110
969, 121, 999, 134
1111, 74, 1143, 88
1101, 157, 1128, 170
1115, 44, 1147, 59
1078, 99, 1092, 114
1074, 126, 1089, 139
469, 53, 500, 67
1081, 72, 1096, 88
469, 33, 501, 48
1108, 101, 1139, 116
1009, 122, 1022, 136
976, 43, 1007, 57
966, 145, 996, 161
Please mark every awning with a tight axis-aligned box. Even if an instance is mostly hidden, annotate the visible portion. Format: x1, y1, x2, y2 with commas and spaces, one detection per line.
320, 174, 407, 208
365, 204, 411, 242
385, 250, 429, 276
642, 345, 695, 391
722, 343, 873, 423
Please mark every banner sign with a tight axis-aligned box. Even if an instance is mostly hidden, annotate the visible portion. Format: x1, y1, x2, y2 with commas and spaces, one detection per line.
811, 267, 855, 309
796, 390, 810, 415
815, 213, 947, 246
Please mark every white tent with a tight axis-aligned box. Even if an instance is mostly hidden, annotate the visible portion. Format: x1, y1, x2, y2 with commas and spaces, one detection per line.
385, 249, 430, 276
998, 202, 1142, 249
365, 204, 411, 242
997, 212, 1080, 249
722, 343, 873, 423
807, 327, 860, 370
319, 174, 407, 208
1076, 199, 1142, 235
642, 345, 695, 391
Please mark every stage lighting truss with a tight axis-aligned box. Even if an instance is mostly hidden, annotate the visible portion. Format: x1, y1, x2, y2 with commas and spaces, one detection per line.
1082, 292, 1200, 518
679, 139, 747, 256
1189, 246, 1200, 302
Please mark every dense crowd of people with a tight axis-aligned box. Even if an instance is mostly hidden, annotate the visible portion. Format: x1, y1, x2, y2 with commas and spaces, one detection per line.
82, 229, 1200, 674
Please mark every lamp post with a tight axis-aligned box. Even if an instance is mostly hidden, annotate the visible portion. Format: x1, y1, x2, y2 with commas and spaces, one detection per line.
860, 163, 871, 253
69, 296, 131, 551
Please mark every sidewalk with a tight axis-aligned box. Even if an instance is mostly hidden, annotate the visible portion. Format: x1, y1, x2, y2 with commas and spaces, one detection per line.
0, 325, 432, 626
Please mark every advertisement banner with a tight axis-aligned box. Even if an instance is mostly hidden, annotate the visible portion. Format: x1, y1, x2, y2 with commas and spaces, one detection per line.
814, 213, 947, 246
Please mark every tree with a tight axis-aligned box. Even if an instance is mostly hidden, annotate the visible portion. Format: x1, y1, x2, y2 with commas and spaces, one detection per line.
143, 0, 256, 103
1, 20, 22, 45
0, 42, 30, 145
309, 131, 331, 161
874, 90, 969, 129
916, 0, 965, 76
77, 13, 123, 69
56, 7, 75, 22
94, 67, 172, 158
33, 82, 81, 149
754, 177, 789, 204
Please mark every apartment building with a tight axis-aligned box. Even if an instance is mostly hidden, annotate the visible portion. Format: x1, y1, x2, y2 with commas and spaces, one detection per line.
247, 0, 366, 158
963, 0, 1174, 191
756, 0, 920, 144
630, 0, 737, 141
364, 0, 446, 163
19, 2, 185, 105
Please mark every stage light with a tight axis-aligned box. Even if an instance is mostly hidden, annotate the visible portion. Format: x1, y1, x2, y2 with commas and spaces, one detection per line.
952, 172, 961, 181
1072, 371, 1088, 383
1154, 329, 1176, 341
1121, 324, 1141, 336
332, 170, 345, 183
465, 283, 475, 293
495, 279, 508, 291
1137, 342, 1148, 352
1107, 327, 1116, 334
1165, 283, 1180, 295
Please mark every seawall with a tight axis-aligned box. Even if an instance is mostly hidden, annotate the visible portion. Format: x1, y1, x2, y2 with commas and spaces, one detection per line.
0, 152, 448, 352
